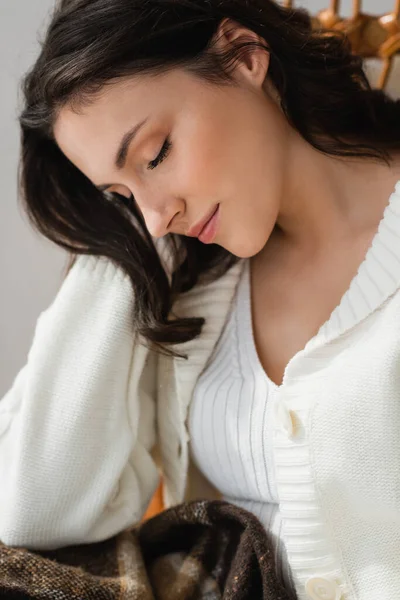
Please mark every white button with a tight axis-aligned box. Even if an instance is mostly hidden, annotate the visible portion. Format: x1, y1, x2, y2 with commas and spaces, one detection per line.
305, 577, 341, 600
274, 402, 296, 438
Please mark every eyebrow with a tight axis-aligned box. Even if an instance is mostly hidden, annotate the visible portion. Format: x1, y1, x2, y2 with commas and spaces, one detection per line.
95, 117, 149, 192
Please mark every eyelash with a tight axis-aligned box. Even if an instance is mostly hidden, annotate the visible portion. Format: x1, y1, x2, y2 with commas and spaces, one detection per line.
147, 137, 172, 170
107, 137, 171, 201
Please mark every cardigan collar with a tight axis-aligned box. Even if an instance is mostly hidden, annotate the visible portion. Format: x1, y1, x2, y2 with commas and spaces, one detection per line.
304, 180, 400, 353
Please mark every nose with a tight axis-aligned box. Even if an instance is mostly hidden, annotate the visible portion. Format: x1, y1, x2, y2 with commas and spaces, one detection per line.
137, 194, 185, 238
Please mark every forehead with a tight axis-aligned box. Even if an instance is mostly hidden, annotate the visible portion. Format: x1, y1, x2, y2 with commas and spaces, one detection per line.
53, 69, 203, 177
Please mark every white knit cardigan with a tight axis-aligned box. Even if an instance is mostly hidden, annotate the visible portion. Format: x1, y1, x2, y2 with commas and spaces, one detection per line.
2, 182, 400, 600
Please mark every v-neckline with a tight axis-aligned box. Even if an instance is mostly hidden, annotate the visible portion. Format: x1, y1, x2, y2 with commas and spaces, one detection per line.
241, 180, 400, 389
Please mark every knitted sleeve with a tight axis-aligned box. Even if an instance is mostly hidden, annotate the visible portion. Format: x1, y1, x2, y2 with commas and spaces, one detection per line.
0, 254, 159, 549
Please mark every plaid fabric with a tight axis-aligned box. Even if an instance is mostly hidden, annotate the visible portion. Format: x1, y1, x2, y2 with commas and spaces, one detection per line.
0, 500, 294, 600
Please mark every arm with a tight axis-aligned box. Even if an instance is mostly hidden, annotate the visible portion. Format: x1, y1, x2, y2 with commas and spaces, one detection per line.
0, 254, 159, 549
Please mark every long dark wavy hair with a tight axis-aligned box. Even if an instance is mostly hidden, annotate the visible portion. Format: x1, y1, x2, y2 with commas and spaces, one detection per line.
19, 0, 400, 353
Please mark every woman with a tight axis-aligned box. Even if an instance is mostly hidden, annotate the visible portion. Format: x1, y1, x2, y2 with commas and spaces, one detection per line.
2, 0, 400, 597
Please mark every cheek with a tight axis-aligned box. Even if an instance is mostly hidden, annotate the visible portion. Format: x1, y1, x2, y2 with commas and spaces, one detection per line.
219, 139, 284, 257
173, 96, 286, 257
174, 125, 228, 200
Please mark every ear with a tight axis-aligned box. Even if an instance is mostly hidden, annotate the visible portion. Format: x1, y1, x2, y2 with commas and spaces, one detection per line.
212, 17, 270, 89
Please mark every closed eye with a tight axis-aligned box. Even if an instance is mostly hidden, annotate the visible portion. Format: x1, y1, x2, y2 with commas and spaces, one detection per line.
148, 137, 172, 170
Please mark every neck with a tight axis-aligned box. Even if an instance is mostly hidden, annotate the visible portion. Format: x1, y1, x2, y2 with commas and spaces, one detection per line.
274, 131, 400, 253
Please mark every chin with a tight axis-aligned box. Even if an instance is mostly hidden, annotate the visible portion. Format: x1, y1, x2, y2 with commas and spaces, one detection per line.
219, 237, 267, 259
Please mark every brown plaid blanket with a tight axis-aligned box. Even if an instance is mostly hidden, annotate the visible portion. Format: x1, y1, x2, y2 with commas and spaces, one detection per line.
0, 500, 294, 600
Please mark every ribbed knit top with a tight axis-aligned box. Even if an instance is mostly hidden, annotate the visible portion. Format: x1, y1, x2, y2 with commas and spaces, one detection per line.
189, 259, 296, 596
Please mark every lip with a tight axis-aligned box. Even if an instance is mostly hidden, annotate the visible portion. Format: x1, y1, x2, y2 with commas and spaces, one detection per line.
188, 204, 220, 241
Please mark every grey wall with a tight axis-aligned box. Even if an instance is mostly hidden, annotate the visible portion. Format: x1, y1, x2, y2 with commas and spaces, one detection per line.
1, 0, 399, 396
0, 1, 67, 396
